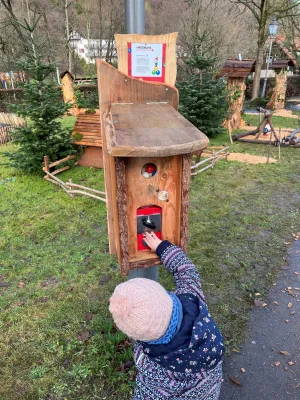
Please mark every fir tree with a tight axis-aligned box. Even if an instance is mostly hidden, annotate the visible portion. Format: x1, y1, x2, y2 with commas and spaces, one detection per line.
177, 56, 228, 137
5, 16, 77, 174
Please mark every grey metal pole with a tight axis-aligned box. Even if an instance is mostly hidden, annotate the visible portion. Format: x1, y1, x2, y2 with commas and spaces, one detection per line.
56, 67, 61, 85
261, 37, 274, 98
126, 0, 136, 34
135, 0, 145, 34
129, 265, 158, 280
126, 0, 158, 281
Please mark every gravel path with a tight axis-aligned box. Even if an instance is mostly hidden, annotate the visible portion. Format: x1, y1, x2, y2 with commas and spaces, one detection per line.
220, 239, 300, 400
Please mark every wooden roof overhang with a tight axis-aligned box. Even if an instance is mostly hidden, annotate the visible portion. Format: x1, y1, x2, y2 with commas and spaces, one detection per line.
107, 103, 209, 157
270, 59, 296, 68
219, 59, 256, 78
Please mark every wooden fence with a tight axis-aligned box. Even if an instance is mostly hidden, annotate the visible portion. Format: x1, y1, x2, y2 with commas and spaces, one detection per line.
0, 112, 25, 145
43, 155, 106, 202
0, 125, 13, 144
191, 147, 230, 176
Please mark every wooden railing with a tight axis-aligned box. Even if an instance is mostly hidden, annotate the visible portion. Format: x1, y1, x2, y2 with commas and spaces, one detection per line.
191, 147, 230, 176
43, 155, 106, 202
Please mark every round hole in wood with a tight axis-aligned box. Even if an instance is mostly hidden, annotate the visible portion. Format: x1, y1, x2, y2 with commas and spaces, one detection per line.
141, 163, 157, 179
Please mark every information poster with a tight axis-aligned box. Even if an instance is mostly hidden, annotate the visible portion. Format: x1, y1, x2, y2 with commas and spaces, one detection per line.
128, 43, 166, 82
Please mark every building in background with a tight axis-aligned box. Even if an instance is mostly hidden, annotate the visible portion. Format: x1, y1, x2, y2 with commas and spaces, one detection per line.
69, 31, 117, 64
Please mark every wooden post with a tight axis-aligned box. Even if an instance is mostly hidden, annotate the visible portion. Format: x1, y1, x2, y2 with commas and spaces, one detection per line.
211, 150, 216, 172
269, 120, 279, 141
68, 179, 75, 197
61, 71, 80, 116
278, 127, 281, 161
226, 77, 247, 130
267, 130, 273, 164
228, 119, 233, 144
180, 154, 192, 252
194, 150, 203, 165
267, 69, 287, 110
43, 155, 49, 174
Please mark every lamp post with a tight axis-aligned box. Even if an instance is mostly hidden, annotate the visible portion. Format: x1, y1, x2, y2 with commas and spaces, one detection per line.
261, 18, 279, 98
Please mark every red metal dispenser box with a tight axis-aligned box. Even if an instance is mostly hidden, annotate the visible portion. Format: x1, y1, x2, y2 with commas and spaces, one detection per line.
137, 206, 162, 251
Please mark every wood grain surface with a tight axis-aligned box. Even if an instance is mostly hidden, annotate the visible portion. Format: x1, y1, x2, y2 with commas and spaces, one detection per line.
72, 111, 102, 147
107, 103, 209, 157
125, 156, 182, 263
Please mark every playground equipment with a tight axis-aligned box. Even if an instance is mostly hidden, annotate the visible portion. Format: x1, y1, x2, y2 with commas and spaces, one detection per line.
219, 57, 296, 144
285, 128, 300, 145
233, 107, 279, 142
233, 107, 300, 147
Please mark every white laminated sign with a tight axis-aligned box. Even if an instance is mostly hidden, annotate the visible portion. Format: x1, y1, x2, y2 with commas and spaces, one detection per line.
128, 42, 166, 82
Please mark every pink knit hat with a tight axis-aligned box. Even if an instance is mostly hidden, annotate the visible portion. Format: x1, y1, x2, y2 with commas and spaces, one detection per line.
109, 278, 173, 341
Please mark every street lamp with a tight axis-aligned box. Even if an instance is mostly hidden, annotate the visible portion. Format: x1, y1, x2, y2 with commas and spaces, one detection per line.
261, 18, 279, 98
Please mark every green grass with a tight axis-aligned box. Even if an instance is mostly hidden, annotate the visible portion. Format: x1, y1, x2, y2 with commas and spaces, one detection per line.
292, 109, 300, 117
59, 115, 77, 130
244, 114, 300, 130
0, 146, 133, 399
26, 115, 77, 130
1, 122, 300, 399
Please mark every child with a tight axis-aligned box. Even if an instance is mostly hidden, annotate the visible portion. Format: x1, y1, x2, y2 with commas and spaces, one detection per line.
109, 232, 224, 400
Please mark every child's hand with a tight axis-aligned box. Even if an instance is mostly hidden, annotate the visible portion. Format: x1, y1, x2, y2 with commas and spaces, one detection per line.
143, 231, 162, 252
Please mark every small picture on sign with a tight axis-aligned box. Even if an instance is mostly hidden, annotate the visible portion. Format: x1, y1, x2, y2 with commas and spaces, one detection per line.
152, 57, 161, 76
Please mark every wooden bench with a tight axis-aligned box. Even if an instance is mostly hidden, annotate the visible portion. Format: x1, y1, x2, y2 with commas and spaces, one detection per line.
72, 110, 103, 168
72, 110, 102, 147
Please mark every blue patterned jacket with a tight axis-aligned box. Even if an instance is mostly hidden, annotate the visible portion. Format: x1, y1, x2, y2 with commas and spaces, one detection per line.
133, 242, 224, 400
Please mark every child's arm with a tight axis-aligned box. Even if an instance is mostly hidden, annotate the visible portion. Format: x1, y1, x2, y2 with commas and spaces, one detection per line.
143, 232, 205, 302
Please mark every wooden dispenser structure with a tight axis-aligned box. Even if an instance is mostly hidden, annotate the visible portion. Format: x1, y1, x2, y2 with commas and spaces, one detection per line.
97, 60, 208, 275
266, 59, 296, 110
219, 59, 256, 130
